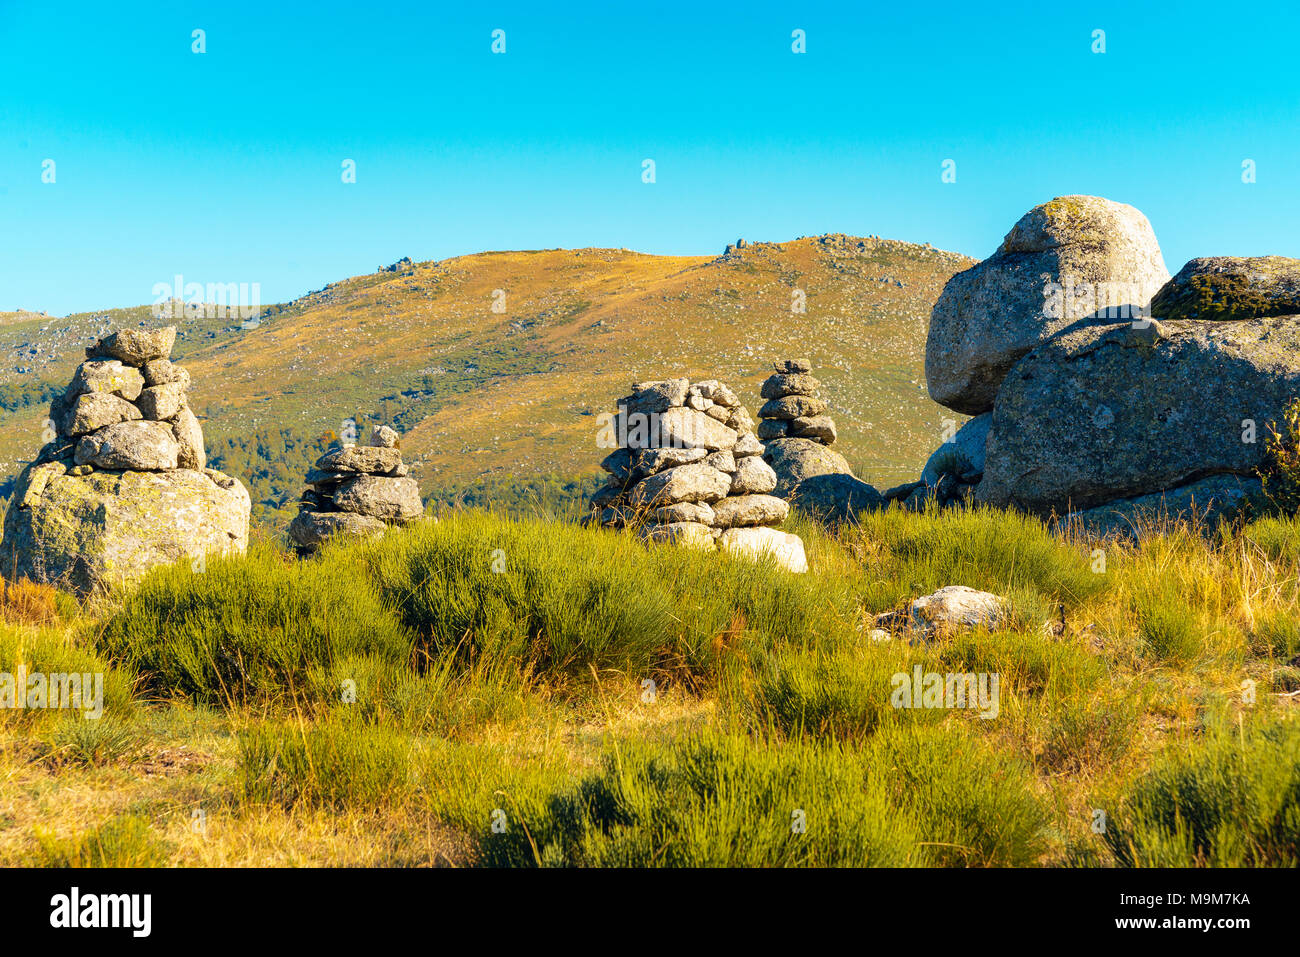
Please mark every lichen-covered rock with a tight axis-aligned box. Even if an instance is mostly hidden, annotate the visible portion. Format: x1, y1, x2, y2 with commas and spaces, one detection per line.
717, 527, 808, 573
315, 445, 403, 475
1151, 256, 1300, 322
628, 407, 738, 452
629, 463, 731, 506
288, 509, 388, 548
61, 392, 142, 436
788, 415, 837, 444
650, 501, 716, 525
761, 373, 820, 399
68, 360, 145, 402
0, 464, 249, 596
86, 326, 177, 365
790, 473, 883, 523
704, 450, 736, 474
621, 378, 689, 415
731, 455, 778, 495
690, 380, 740, 407
775, 358, 812, 374
633, 446, 708, 477
141, 359, 191, 389
637, 521, 715, 549
725, 406, 756, 435
169, 407, 206, 471
880, 585, 1004, 639
136, 382, 187, 420
1061, 474, 1261, 538
74, 421, 181, 471
976, 316, 1300, 515
711, 494, 790, 528
926, 196, 1170, 415
763, 437, 855, 498
369, 425, 399, 448
758, 395, 827, 420
733, 433, 764, 458
333, 475, 423, 521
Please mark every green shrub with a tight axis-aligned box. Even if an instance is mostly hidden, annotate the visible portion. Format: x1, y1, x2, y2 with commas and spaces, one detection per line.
423, 726, 1047, 867
848, 506, 1107, 614
1250, 610, 1300, 660
1102, 718, 1300, 866
363, 511, 846, 684
865, 725, 1050, 866
750, 638, 942, 740
46, 715, 140, 767
96, 543, 412, 703
0, 624, 136, 727
1138, 598, 1204, 665
1260, 397, 1300, 514
460, 732, 921, 867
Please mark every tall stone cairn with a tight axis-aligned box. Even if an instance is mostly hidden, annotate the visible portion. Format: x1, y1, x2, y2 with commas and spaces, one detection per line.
1, 325, 250, 595
288, 425, 423, 553
587, 378, 808, 572
756, 359, 836, 447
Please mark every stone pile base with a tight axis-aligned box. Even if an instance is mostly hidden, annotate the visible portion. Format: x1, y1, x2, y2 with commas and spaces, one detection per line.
289, 426, 423, 553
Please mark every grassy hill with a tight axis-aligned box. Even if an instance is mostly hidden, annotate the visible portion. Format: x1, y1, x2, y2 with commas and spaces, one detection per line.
0, 235, 975, 526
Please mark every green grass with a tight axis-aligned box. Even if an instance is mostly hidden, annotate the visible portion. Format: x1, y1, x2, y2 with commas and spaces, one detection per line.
5, 502, 1298, 868
1101, 718, 1300, 867
37, 813, 171, 867
845, 505, 1108, 614
238, 714, 413, 810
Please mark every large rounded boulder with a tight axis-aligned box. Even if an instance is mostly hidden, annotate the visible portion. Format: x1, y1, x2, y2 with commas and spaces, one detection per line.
762, 437, 855, 498
926, 196, 1169, 414
975, 316, 1300, 515
1, 460, 250, 596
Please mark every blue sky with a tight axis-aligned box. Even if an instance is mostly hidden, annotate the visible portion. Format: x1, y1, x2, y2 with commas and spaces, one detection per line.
2, 0, 1297, 315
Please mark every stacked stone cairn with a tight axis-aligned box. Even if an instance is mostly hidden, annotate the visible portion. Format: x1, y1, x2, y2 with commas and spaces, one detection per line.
48, 326, 208, 472
757, 359, 837, 448
589, 378, 808, 572
754, 360, 883, 523
1, 325, 251, 595
288, 425, 423, 553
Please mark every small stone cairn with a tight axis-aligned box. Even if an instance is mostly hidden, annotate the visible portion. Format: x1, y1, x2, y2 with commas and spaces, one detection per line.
47, 325, 207, 472
587, 378, 808, 572
756, 358, 836, 446
288, 425, 423, 553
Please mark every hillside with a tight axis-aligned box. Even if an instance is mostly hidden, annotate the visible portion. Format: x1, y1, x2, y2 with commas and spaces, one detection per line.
0, 236, 976, 524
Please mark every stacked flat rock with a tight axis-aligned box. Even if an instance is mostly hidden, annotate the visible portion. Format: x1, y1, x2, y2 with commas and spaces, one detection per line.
288, 425, 422, 552
588, 378, 807, 572
1, 325, 250, 595
757, 359, 837, 447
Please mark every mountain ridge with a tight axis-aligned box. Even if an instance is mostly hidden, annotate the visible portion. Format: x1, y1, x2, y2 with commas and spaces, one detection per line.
0, 234, 976, 524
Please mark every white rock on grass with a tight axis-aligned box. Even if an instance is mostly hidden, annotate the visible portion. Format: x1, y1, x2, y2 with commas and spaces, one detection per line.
717, 527, 808, 573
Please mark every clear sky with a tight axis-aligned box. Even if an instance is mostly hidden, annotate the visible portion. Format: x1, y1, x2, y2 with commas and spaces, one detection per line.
2, 0, 1297, 315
